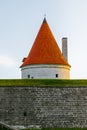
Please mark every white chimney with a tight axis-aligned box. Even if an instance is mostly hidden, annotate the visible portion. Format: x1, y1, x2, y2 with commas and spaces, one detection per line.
62, 37, 68, 61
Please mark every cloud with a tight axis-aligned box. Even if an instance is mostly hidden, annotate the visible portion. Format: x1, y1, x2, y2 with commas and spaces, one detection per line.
0, 55, 15, 67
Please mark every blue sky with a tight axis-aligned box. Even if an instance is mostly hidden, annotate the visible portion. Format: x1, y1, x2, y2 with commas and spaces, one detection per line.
0, 0, 87, 79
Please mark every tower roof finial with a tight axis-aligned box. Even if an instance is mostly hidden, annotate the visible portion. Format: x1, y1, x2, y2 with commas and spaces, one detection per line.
43, 14, 46, 23
44, 14, 46, 18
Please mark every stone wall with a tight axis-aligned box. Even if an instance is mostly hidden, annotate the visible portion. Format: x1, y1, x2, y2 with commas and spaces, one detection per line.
0, 86, 87, 128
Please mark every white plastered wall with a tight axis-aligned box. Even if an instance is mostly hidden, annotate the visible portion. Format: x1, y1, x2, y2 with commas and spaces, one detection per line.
21, 64, 70, 79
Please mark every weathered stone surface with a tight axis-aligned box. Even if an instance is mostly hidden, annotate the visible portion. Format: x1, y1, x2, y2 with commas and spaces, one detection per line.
0, 86, 87, 128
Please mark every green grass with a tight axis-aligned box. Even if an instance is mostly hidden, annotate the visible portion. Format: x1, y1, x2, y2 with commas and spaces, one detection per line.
0, 79, 87, 87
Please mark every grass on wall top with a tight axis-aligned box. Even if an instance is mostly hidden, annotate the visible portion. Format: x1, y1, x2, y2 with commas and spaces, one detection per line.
0, 79, 87, 87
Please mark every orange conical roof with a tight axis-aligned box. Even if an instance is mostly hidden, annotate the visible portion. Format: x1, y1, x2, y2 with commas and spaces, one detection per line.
21, 18, 70, 67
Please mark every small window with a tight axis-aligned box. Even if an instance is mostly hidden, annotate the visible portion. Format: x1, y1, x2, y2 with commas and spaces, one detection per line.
23, 111, 27, 117
28, 74, 30, 78
56, 74, 58, 78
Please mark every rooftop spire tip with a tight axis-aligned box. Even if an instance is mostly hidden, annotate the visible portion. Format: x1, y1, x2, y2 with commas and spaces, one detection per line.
43, 14, 47, 23
44, 14, 46, 18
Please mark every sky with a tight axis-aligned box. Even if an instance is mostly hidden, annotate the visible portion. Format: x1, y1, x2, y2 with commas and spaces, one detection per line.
0, 0, 87, 79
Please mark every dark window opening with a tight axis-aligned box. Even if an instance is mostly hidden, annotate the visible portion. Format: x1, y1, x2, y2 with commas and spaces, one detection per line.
28, 74, 30, 78
56, 74, 58, 78
23, 111, 27, 117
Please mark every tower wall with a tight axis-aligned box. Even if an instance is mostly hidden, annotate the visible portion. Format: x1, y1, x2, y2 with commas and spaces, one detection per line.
62, 37, 68, 61
21, 64, 70, 79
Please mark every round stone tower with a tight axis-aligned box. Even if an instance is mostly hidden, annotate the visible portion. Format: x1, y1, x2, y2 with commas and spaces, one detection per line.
20, 18, 71, 79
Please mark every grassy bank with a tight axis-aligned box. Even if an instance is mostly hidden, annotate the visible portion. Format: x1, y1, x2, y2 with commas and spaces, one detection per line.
0, 79, 87, 87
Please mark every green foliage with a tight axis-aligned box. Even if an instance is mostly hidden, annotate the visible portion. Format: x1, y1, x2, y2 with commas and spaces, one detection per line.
0, 79, 87, 87
0, 126, 14, 130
